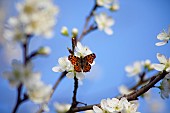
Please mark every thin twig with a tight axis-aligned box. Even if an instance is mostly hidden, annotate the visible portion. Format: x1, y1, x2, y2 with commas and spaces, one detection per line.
78, 25, 97, 42
67, 76, 79, 112
12, 84, 22, 113
78, 3, 98, 41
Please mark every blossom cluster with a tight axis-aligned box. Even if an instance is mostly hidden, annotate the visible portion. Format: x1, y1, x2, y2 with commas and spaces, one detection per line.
52, 42, 95, 80
125, 59, 154, 77
93, 97, 140, 113
2, 60, 52, 104
4, 0, 58, 43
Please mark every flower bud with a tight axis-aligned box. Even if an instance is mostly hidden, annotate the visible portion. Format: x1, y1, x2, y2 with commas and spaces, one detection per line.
72, 28, 78, 37
110, 4, 119, 11
144, 59, 151, 66
61, 26, 69, 36
38, 46, 51, 55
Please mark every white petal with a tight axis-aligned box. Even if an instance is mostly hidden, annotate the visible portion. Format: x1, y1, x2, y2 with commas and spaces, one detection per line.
58, 57, 67, 66
91, 61, 95, 66
76, 72, 85, 80
106, 98, 113, 106
104, 28, 113, 35
111, 98, 119, 105
152, 64, 165, 71
106, 17, 114, 26
52, 66, 64, 72
76, 42, 83, 51
155, 41, 167, 46
125, 66, 133, 73
100, 99, 107, 109
66, 72, 74, 79
157, 53, 167, 64
166, 67, 170, 72
93, 106, 103, 113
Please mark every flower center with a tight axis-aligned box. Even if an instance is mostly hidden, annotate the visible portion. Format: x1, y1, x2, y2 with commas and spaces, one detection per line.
23, 4, 34, 14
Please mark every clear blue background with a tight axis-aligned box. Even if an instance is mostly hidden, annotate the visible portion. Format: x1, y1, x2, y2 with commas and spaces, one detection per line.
0, 0, 170, 113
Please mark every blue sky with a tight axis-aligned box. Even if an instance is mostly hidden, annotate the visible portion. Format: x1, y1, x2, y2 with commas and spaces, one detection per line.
0, 0, 170, 113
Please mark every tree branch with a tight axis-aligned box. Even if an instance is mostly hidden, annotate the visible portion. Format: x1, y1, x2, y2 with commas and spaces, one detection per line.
70, 71, 168, 112
68, 76, 79, 112
126, 71, 168, 101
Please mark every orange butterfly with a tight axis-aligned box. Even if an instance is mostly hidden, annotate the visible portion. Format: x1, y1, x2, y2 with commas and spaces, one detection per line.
68, 53, 96, 72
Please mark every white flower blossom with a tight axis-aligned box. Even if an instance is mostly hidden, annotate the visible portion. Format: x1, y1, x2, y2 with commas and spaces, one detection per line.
93, 97, 127, 113
122, 99, 140, 113
155, 28, 170, 46
27, 80, 52, 104
105, 98, 124, 112
94, 13, 114, 35
93, 98, 140, 113
125, 61, 143, 77
152, 53, 170, 72
54, 102, 71, 113
160, 73, 170, 99
97, 0, 116, 9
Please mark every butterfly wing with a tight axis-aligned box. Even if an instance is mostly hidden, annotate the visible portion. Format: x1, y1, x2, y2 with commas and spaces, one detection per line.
68, 55, 82, 72
82, 61, 91, 72
68, 55, 79, 65
74, 62, 82, 72
84, 53, 96, 64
